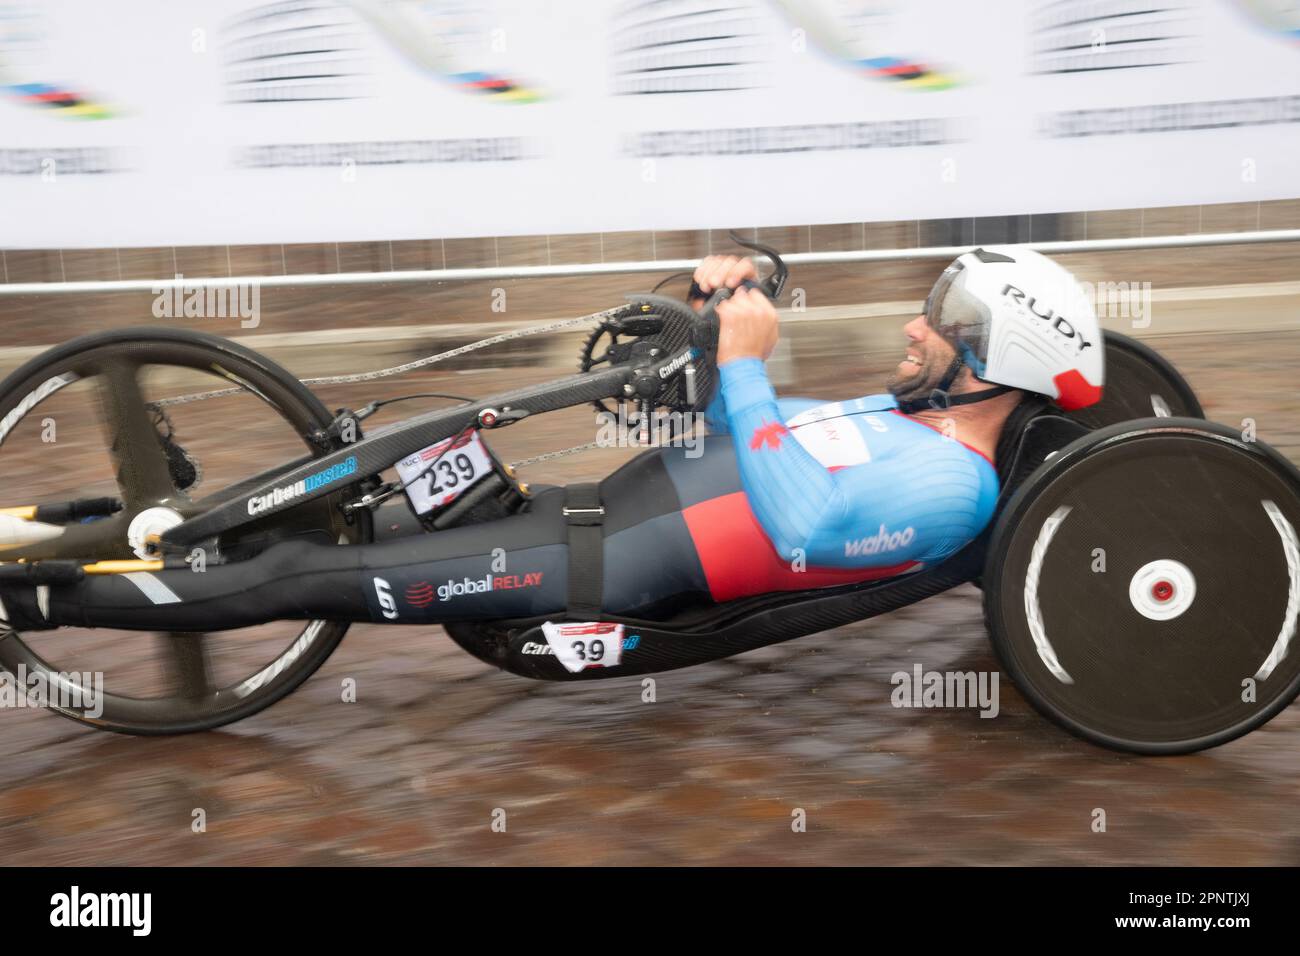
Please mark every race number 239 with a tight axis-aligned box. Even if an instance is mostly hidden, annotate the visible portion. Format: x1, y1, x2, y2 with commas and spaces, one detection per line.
396, 432, 493, 515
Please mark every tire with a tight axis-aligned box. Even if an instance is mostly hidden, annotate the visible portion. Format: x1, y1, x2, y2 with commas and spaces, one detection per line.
1065, 330, 1203, 430
0, 326, 372, 734
984, 418, 1300, 754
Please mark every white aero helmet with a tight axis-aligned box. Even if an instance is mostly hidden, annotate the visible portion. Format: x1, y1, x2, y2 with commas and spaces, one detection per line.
921, 246, 1104, 411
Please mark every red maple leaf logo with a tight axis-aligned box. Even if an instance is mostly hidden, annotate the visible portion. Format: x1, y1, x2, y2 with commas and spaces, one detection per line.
749, 421, 789, 451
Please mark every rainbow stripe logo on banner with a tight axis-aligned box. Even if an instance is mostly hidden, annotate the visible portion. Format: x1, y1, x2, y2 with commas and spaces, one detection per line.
0, 2, 113, 118
769, 0, 961, 91
345, 0, 544, 103
448, 70, 540, 103
852, 55, 957, 90
2, 80, 111, 118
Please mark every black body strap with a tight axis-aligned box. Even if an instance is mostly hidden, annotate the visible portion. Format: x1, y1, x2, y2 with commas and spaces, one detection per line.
563, 482, 605, 621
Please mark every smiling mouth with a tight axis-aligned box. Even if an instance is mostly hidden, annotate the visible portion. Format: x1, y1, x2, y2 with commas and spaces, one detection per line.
902, 353, 922, 367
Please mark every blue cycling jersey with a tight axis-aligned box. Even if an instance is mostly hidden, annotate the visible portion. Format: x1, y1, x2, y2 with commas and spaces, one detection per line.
708, 357, 1001, 570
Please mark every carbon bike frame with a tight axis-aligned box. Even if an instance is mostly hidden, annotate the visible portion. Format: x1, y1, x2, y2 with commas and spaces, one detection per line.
162, 357, 658, 548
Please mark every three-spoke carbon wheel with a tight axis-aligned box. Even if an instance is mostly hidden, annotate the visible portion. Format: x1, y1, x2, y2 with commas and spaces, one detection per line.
985, 418, 1300, 753
0, 327, 371, 734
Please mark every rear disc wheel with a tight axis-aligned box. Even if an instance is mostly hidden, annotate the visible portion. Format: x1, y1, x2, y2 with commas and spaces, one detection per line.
985, 418, 1300, 753
1065, 330, 1203, 429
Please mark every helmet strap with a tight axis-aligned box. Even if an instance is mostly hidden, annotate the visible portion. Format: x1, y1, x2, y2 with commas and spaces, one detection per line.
896, 354, 1015, 413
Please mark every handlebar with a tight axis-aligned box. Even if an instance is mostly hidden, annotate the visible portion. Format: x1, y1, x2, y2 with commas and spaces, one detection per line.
580, 234, 790, 417
686, 231, 789, 306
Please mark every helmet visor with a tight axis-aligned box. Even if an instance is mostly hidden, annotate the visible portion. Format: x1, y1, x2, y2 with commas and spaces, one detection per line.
923, 256, 991, 377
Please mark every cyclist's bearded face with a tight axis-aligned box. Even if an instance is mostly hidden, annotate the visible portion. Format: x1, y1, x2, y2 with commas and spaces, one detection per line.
886, 313, 957, 403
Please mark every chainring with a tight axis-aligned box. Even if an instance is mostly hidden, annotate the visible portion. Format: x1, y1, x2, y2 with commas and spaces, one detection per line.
577, 297, 716, 415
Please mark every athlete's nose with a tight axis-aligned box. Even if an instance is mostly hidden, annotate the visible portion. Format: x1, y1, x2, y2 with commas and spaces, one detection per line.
904, 314, 928, 341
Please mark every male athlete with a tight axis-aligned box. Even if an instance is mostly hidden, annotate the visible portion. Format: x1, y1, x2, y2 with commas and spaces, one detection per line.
0, 247, 1103, 631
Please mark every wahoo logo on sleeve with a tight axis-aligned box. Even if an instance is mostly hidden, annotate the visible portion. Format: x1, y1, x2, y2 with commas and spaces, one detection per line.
844, 524, 915, 557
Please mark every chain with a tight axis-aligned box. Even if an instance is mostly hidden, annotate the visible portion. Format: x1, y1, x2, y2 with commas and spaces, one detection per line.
147, 304, 638, 470
150, 307, 622, 408
510, 417, 701, 469
509, 440, 606, 469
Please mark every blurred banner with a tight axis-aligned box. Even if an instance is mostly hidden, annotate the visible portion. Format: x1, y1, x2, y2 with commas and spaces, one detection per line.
1, 0, 1299, 249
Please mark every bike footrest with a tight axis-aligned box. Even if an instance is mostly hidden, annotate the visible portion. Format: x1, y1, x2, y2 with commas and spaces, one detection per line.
35, 498, 121, 524
0, 560, 85, 586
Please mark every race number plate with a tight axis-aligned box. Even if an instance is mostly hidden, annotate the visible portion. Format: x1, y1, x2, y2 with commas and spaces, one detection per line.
396, 432, 494, 515
540, 621, 625, 673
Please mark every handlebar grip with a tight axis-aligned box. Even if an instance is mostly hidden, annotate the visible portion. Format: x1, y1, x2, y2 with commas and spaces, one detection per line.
698, 286, 732, 321
688, 277, 776, 305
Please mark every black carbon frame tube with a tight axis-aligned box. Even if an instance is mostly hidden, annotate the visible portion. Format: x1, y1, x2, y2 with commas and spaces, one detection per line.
163, 364, 633, 548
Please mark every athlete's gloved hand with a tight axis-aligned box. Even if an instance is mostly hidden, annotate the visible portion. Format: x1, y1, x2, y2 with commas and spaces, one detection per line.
716, 285, 780, 366
689, 255, 758, 309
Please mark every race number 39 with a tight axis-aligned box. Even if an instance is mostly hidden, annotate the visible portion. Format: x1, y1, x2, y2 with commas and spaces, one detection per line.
540, 621, 625, 673
396, 432, 493, 515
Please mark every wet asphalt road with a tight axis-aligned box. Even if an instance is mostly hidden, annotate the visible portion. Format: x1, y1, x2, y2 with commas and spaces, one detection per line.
2, 289, 1300, 865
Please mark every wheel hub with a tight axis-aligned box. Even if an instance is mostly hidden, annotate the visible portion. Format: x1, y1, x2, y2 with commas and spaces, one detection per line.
127, 506, 184, 560
1129, 559, 1196, 621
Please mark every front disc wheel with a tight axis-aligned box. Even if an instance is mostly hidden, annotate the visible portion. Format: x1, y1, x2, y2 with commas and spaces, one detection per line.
0, 327, 371, 734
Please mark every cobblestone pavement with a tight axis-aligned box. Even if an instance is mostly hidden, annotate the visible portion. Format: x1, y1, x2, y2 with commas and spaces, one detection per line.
0, 286, 1298, 865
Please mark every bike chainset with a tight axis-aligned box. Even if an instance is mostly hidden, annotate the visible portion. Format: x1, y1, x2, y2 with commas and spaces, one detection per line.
577, 295, 717, 421
145, 296, 718, 476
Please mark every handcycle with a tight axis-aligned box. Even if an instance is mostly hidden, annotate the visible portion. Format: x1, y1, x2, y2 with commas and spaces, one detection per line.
0, 237, 1297, 755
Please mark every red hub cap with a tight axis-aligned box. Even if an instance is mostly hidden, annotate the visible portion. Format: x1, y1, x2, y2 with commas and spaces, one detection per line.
1151, 580, 1174, 602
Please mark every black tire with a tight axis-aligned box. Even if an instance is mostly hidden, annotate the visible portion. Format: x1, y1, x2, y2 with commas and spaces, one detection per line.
1065, 330, 1203, 430
984, 417, 1300, 754
0, 326, 371, 734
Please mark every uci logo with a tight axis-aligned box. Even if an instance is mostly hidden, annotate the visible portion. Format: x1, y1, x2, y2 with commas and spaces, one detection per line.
1001, 284, 1093, 354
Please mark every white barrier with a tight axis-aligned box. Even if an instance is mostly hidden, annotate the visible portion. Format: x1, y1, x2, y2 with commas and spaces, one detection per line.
1, 228, 1297, 294
0, 0, 1298, 248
